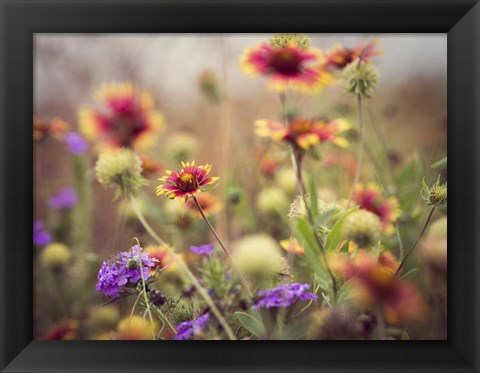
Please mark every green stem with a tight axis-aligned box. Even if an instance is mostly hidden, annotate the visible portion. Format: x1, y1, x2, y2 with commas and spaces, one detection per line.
130, 195, 236, 340
138, 254, 157, 340
395, 206, 436, 277
193, 195, 253, 298
346, 94, 365, 210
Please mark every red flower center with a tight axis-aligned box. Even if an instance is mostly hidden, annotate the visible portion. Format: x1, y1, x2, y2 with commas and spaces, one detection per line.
110, 115, 148, 147
176, 172, 199, 193
268, 48, 303, 76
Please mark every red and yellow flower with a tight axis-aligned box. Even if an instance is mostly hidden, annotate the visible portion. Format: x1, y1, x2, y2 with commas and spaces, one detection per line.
33, 117, 70, 141
320, 39, 382, 72
280, 237, 304, 255
353, 183, 401, 235
156, 161, 219, 201
332, 250, 423, 326
185, 192, 222, 218
240, 42, 332, 94
140, 155, 163, 179
79, 82, 165, 151
255, 118, 350, 151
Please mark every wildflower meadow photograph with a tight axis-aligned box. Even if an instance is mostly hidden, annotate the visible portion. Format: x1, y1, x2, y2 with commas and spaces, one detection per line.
33, 33, 447, 341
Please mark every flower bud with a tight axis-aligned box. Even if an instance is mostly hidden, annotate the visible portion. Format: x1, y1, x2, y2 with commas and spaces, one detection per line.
421, 177, 447, 207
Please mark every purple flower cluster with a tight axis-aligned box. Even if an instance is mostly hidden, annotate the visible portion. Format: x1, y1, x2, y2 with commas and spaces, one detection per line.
33, 220, 52, 246
96, 245, 158, 298
49, 188, 78, 210
252, 283, 318, 309
63, 132, 88, 154
174, 314, 210, 340
190, 244, 214, 256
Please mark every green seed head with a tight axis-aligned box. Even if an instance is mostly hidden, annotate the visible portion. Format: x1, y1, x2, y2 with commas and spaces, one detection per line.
342, 210, 382, 248
95, 148, 148, 198
421, 177, 447, 207
270, 33, 311, 50
342, 59, 380, 98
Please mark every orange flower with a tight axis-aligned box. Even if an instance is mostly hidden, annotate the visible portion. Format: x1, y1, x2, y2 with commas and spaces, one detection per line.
40, 320, 78, 340
33, 117, 70, 141
320, 39, 382, 72
79, 82, 164, 151
185, 192, 222, 218
156, 161, 219, 201
353, 183, 401, 235
241, 43, 332, 94
335, 250, 423, 326
145, 245, 175, 271
280, 237, 304, 255
255, 118, 349, 151
140, 155, 163, 178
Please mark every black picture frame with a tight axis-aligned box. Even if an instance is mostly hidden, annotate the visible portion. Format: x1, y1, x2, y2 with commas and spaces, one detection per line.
1, 0, 479, 372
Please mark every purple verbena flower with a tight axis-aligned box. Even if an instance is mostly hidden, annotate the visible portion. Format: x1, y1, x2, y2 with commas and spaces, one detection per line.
33, 220, 52, 247
96, 245, 158, 298
190, 244, 215, 256
174, 314, 210, 340
252, 282, 318, 309
63, 132, 88, 154
49, 187, 78, 210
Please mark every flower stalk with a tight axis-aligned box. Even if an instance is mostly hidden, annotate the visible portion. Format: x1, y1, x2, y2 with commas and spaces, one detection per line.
129, 196, 236, 340
192, 195, 254, 298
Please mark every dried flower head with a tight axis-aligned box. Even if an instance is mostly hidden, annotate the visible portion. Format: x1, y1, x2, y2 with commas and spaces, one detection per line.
156, 161, 219, 201
342, 59, 379, 98
342, 210, 382, 248
95, 148, 147, 198
270, 33, 311, 50
421, 177, 447, 207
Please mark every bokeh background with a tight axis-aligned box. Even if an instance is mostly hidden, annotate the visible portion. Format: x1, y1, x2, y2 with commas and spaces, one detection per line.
34, 34, 447, 339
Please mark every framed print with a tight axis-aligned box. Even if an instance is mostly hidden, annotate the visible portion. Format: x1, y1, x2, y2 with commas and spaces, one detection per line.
1, 0, 479, 372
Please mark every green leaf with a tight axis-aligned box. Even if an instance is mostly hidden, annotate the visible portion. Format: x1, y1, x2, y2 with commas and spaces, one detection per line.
234, 312, 265, 337
431, 156, 447, 170
338, 240, 350, 253
325, 207, 358, 252
400, 267, 420, 281
296, 218, 330, 290
336, 280, 354, 304
316, 206, 341, 227
277, 318, 310, 340
372, 241, 382, 259
309, 174, 319, 223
